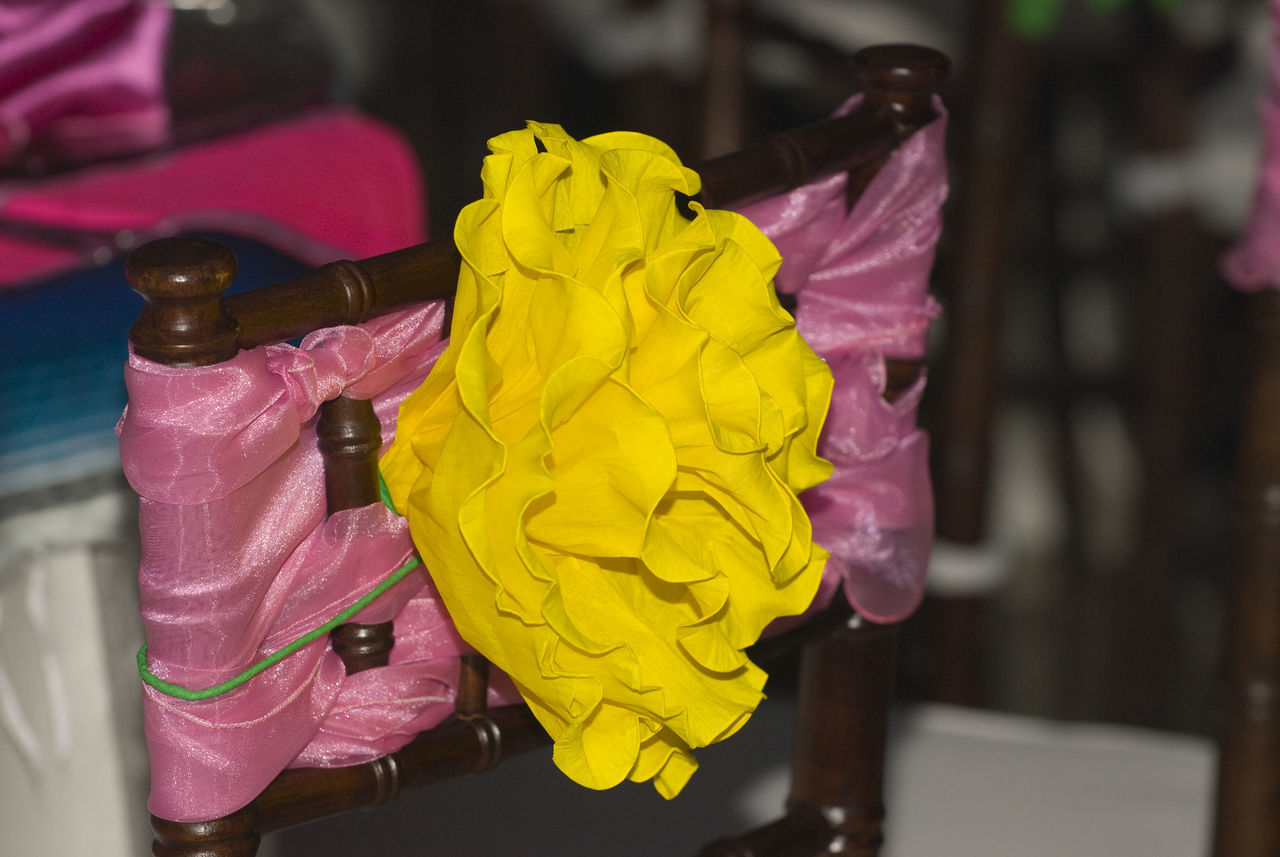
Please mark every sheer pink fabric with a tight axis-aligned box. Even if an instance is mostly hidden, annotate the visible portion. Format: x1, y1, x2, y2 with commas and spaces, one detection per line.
1224, 0, 1280, 289
120, 304, 517, 822
0, 0, 170, 168
739, 96, 947, 623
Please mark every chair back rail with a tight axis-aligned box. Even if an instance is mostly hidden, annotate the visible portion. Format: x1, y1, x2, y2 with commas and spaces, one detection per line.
130, 42, 948, 857
127, 45, 944, 370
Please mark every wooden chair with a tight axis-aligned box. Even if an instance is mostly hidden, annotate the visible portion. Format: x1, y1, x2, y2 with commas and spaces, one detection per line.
125, 43, 947, 857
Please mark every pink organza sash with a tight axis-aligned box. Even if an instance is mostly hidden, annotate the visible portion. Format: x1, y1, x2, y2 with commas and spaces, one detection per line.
0, 0, 170, 169
1224, 0, 1280, 289
739, 96, 948, 623
119, 303, 518, 822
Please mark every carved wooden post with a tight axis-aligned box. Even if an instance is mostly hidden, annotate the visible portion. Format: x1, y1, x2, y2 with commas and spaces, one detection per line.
853, 43, 949, 125
127, 237, 240, 367
788, 619, 897, 857
315, 394, 395, 673
1213, 290, 1280, 856
845, 44, 948, 203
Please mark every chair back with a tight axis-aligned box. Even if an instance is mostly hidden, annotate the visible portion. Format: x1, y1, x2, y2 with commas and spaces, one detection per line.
124, 43, 947, 857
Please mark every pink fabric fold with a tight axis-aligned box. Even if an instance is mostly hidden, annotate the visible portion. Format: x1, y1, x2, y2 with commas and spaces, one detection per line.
1224, 0, 1280, 290
120, 303, 516, 822
0, 0, 171, 169
738, 96, 948, 623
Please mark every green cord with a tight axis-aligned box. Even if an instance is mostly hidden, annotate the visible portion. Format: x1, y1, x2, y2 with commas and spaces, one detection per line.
138, 468, 417, 701
138, 555, 421, 701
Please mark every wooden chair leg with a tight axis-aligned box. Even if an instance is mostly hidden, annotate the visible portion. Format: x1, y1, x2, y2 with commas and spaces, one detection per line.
1213, 290, 1280, 857
698, 617, 898, 857
789, 618, 897, 857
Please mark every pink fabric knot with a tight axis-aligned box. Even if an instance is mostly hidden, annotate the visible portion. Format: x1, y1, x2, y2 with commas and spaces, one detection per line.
121, 305, 447, 505
739, 95, 948, 623
268, 326, 380, 413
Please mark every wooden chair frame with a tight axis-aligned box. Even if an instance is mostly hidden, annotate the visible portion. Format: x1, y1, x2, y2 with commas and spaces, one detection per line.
127, 44, 948, 857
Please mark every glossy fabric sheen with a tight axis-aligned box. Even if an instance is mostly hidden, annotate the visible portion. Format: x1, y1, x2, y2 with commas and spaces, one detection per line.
1224, 0, 1280, 289
0, 0, 169, 168
120, 303, 518, 822
738, 96, 947, 623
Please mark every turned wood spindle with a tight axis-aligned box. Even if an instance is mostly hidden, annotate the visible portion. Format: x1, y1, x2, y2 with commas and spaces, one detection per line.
315, 394, 396, 674
151, 807, 261, 857
788, 619, 898, 857
844, 44, 948, 205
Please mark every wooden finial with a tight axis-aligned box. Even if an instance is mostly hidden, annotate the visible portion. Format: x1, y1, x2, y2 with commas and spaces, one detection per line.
853, 44, 950, 127
127, 237, 240, 367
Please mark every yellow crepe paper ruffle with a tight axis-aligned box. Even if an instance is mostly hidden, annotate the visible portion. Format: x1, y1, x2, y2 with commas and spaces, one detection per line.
380, 122, 834, 797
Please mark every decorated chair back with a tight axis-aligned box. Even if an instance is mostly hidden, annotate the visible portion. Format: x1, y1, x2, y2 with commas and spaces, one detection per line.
121, 44, 948, 857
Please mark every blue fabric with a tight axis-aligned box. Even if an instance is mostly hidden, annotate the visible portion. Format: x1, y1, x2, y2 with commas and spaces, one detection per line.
0, 236, 310, 496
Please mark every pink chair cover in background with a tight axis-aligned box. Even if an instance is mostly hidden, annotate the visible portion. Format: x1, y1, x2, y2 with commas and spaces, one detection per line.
1223, 0, 1280, 290
0, 108, 425, 288
738, 96, 948, 624
0, 0, 171, 169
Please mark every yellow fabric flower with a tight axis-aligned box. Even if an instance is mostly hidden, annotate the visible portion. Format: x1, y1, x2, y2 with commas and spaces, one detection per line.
380, 122, 833, 797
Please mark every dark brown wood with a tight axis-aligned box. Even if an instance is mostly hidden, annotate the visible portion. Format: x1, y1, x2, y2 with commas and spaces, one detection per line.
315, 395, 382, 515
129, 47, 947, 369
127, 237, 241, 367
788, 619, 897, 857
1120, 14, 1213, 729
697, 803, 831, 857
329, 621, 395, 675
316, 393, 395, 674
455, 653, 491, 718
712, 619, 898, 857
933, 0, 1033, 550
152, 705, 549, 854
152, 809, 261, 857
698, 45, 947, 210
1212, 290, 1280, 857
